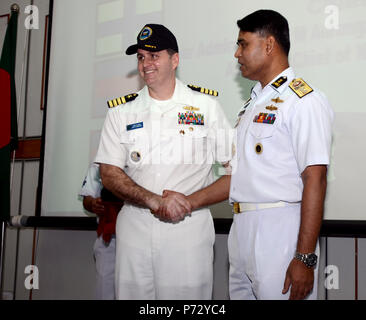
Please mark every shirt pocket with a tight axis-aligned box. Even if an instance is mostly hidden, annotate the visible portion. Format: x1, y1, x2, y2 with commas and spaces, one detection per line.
167, 127, 213, 165
248, 110, 279, 139
119, 131, 135, 144
119, 131, 149, 166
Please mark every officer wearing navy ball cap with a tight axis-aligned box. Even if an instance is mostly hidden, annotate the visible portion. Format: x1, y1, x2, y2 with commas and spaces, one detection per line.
95, 23, 233, 300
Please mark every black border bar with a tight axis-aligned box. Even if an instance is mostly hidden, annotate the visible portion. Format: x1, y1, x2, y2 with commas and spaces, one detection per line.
9, 216, 366, 238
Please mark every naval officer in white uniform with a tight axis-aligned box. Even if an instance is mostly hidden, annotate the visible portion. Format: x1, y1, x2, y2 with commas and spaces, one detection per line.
228, 10, 333, 300
164, 10, 334, 300
95, 24, 233, 300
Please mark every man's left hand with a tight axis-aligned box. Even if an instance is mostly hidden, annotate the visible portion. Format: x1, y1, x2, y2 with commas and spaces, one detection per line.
282, 258, 314, 300
153, 190, 192, 222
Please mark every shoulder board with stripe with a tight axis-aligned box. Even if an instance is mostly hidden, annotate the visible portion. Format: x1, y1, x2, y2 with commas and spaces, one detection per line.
107, 93, 138, 108
289, 78, 313, 98
187, 84, 218, 97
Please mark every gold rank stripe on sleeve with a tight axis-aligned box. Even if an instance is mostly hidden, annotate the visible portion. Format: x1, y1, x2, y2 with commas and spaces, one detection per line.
107, 93, 138, 108
289, 78, 313, 98
187, 84, 218, 96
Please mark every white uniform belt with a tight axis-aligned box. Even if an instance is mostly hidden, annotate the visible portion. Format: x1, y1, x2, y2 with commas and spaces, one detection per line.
233, 201, 300, 214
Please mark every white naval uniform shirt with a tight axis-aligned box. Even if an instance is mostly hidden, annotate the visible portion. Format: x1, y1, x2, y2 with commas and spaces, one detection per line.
79, 163, 102, 200
95, 78, 233, 197
230, 67, 334, 203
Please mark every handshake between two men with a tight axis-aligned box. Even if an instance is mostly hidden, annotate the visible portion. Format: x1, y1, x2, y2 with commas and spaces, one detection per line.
150, 190, 193, 223
99, 163, 231, 224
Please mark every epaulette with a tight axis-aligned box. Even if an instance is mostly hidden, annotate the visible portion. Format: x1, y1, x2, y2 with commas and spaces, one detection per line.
187, 84, 218, 97
107, 93, 138, 108
289, 78, 313, 98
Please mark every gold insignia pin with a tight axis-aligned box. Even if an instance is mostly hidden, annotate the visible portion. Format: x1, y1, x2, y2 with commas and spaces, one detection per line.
183, 106, 200, 111
271, 76, 287, 88
179, 129, 185, 135
189, 127, 194, 131
271, 97, 284, 103
266, 105, 278, 111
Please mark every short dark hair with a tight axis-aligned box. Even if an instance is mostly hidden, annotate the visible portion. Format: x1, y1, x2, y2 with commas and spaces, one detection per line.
237, 10, 290, 56
166, 48, 178, 56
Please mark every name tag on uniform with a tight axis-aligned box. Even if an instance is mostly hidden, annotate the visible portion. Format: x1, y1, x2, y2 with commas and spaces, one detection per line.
126, 122, 143, 131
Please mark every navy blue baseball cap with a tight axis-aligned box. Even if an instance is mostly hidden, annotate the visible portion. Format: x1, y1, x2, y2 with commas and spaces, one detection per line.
126, 24, 179, 55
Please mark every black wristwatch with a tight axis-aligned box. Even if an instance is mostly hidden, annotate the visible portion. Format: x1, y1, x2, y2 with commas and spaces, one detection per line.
294, 252, 318, 268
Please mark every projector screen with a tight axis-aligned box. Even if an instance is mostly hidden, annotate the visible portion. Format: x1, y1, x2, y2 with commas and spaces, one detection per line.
41, 0, 366, 221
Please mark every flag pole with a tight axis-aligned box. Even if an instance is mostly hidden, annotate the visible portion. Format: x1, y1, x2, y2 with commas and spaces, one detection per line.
0, 3, 19, 300
0, 221, 7, 298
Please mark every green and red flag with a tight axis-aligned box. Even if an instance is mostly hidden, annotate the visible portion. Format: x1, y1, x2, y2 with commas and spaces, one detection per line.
0, 9, 19, 222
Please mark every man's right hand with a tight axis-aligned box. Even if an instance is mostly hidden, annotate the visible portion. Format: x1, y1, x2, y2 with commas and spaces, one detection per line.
90, 197, 105, 215
83, 196, 105, 215
150, 191, 192, 223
